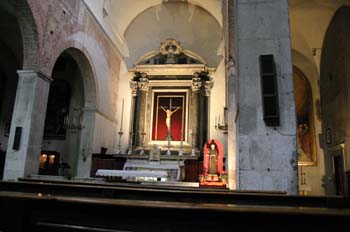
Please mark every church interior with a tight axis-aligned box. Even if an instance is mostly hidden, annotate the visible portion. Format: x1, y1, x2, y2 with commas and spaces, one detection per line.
1, 0, 350, 230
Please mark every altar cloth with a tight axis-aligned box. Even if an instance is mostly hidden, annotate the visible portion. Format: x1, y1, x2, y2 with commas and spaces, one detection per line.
123, 160, 181, 181
95, 169, 168, 179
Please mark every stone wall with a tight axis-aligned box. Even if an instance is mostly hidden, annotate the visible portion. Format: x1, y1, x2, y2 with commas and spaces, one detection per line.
234, 0, 297, 194
320, 6, 350, 195
3, 0, 121, 179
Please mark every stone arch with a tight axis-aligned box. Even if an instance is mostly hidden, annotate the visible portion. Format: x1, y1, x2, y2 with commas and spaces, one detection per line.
0, 0, 32, 159
291, 49, 326, 195
293, 66, 317, 166
15, 0, 39, 70
50, 46, 98, 110
42, 47, 98, 177
291, 50, 320, 98
64, 48, 98, 109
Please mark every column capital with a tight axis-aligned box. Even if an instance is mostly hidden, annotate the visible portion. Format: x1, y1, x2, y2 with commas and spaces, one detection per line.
129, 81, 138, 96
192, 73, 202, 92
17, 70, 53, 82
138, 76, 149, 92
204, 78, 214, 96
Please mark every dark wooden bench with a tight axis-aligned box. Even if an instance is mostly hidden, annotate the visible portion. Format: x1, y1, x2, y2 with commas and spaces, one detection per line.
1, 179, 350, 231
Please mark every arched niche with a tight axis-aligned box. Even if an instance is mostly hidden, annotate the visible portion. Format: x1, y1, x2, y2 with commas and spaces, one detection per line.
293, 67, 317, 166
42, 48, 97, 178
320, 5, 350, 195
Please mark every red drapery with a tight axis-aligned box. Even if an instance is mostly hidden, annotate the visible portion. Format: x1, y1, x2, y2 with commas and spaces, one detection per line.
152, 92, 186, 141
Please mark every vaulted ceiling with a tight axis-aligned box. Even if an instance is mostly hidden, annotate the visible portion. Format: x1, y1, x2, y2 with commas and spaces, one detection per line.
289, 0, 350, 58
83, 0, 223, 69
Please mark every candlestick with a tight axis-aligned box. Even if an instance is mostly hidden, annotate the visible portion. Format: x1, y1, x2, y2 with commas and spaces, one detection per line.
191, 131, 195, 156
116, 98, 125, 155
127, 131, 133, 155
120, 98, 124, 131
140, 132, 146, 155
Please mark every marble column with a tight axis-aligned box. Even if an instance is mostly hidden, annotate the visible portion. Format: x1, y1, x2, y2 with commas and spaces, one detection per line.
3, 70, 51, 180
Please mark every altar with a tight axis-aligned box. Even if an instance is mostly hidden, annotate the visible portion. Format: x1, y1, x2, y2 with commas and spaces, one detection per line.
107, 39, 216, 183
90, 153, 199, 182
123, 159, 182, 181
95, 169, 168, 182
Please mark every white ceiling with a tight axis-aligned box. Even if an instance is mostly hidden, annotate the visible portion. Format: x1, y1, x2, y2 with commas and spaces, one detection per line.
83, 0, 223, 64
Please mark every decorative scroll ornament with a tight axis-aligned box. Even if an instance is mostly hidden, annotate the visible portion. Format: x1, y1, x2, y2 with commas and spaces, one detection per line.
138, 73, 149, 92
192, 72, 202, 92
160, 39, 183, 64
129, 80, 138, 96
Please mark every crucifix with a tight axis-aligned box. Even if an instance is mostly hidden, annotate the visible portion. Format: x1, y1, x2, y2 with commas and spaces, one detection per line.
160, 98, 181, 141
160, 98, 181, 155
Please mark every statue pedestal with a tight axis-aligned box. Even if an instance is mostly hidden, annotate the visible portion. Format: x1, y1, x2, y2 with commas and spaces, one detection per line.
199, 174, 227, 188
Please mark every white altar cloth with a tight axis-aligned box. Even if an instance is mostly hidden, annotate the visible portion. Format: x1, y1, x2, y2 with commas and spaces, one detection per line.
95, 169, 168, 179
123, 160, 181, 181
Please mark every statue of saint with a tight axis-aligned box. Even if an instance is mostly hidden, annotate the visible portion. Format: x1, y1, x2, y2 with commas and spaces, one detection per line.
160, 106, 180, 133
208, 143, 218, 175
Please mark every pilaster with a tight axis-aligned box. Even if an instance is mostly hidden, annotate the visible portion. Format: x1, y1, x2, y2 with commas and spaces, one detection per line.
3, 70, 51, 180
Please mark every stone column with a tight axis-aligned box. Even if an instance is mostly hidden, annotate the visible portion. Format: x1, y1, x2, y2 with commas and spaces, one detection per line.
136, 74, 149, 148
191, 74, 202, 152
227, 60, 238, 190
204, 77, 214, 142
3, 70, 51, 180
128, 80, 138, 153
234, 0, 297, 194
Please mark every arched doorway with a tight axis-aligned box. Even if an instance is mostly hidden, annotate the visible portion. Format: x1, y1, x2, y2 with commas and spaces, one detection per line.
320, 6, 350, 196
40, 48, 97, 178
0, 0, 24, 179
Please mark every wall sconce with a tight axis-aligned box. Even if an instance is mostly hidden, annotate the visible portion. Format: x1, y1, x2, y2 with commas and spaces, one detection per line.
215, 107, 228, 133
64, 108, 84, 130
312, 48, 322, 56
